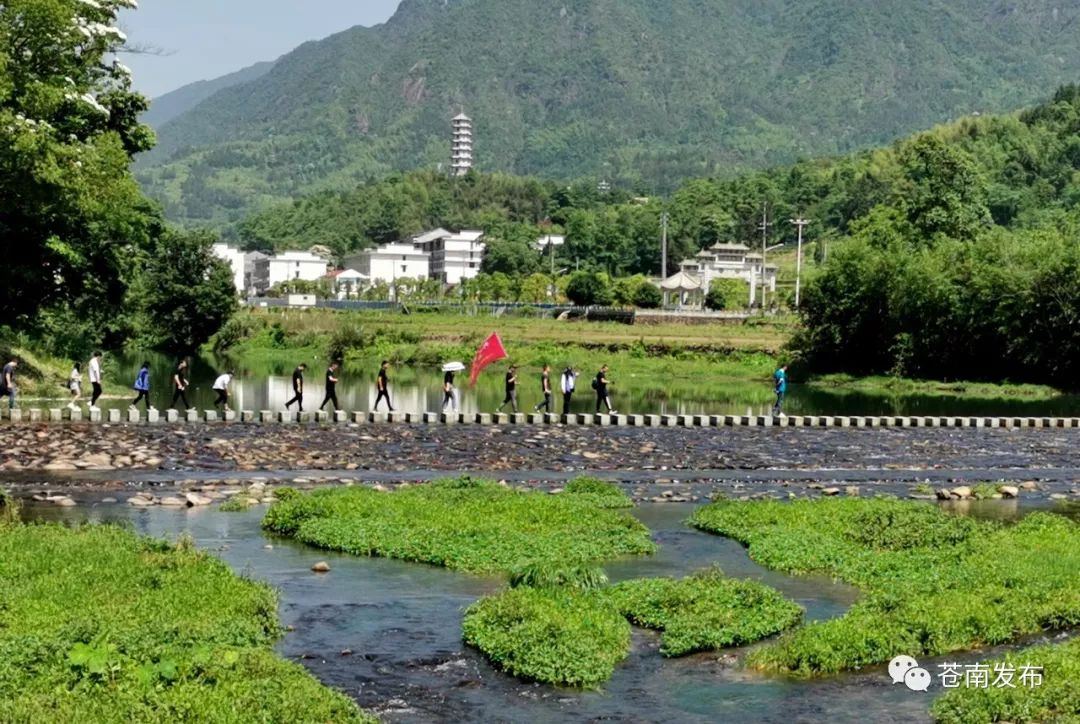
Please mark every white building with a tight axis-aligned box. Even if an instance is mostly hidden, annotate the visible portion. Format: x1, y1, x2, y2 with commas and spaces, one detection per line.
255, 251, 329, 290
211, 243, 247, 296
343, 242, 431, 285
414, 229, 486, 285
451, 113, 473, 176
662, 242, 778, 308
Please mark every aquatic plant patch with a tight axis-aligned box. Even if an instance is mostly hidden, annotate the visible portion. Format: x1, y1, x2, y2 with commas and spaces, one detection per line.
263, 477, 656, 574
561, 477, 634, 508
689, 498, 1080, 675
0, 523, 370, 722
607, 568, 803, 656
931, 637, 1080, 723
462, 586, 631, 688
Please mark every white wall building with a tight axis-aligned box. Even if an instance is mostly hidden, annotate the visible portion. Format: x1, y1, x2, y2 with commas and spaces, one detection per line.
211, 243, 247, 296
662, 242, 778, 308
451, 113, 473, 176
255, 251, 329, 290
414, 229, 486, 285
344, 242, 431, 285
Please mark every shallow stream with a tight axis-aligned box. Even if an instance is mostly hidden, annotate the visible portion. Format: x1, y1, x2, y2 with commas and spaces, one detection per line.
25, 497, 1070, 722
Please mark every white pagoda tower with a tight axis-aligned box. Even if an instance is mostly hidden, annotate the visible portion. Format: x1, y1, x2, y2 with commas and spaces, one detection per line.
451, 112, 473, 176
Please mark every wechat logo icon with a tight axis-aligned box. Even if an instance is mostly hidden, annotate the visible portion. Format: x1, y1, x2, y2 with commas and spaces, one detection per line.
889, 655, 932, 692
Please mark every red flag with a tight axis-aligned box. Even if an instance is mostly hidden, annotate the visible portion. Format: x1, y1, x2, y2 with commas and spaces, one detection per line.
470, 332, 508, 387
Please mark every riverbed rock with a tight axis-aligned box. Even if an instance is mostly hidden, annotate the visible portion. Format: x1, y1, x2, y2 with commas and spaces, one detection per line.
101, 497, 118, 504
821, 487, 841, 496
1020, 481, 1040, 491
185, 493, 213, 507
312, 561, 331, 573
1050, 493, 1068, 501
54, 497, 77, 507
42, 461, 78, 471
160, 496, 186, 507
998, 485, 1019, 499
128, 496, 155, 507
950, 486, 973, 500
935, 489, 952, 500
845, 486, 860, 497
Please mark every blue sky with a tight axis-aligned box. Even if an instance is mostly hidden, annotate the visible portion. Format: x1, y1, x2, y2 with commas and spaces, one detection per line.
119, 0, 402, 97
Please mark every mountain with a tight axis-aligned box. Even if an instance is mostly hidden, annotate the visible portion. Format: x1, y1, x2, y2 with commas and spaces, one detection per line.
136, 0, 1080, 230
142, 60, 275, 129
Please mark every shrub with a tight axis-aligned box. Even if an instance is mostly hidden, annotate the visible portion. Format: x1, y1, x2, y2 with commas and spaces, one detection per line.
632, 283, 663, 309
0, 524, 371, 721
262, 478, 656, 574
566, 272, 614, 307
690, 499, 1080, 675
563, 477, 633, 508
705, 278, 749, 310
931, 638, 1080, 723
462, 587, 630, 688
608, 567, 803, 656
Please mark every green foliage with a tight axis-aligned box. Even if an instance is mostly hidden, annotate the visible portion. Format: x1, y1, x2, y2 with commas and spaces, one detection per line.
129, 229, 238, 353
262, 477, 656, 574
0, 523, 370, 721
1, 0, 156, 342
689, 499, 1080, 675
931, 637, 1080, 723
462, 587, 630, 688
139, 0, 1080, 228
508, 562, 610, 591
565, 272, 614, 307
218, 496, 257, 512
705, 278, 749, 311
631, 282, 662, 309
562, 477, 633, 508
607, 567, 803, 657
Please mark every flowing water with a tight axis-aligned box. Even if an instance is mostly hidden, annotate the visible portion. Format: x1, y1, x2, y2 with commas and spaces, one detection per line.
25, 497, 1068, 723
71, 351, 1080, 418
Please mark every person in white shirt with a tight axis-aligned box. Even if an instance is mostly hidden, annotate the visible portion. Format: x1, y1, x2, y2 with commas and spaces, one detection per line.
561, 366, 577, 415
68, 362, 82, 410
88, 352, 103, 407
212, 371, 233, 412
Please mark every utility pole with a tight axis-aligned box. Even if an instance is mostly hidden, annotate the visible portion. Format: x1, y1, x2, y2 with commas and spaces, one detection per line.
660, 212, 670, 279
789, 216, 811, 309
757, 205, 772, 309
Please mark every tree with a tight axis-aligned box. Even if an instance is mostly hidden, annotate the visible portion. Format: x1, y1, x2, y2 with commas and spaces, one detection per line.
481, 238, 541, 276
565, 272, 613, 307
897, 134, 991, 242
131, 231, 238, 353
632, 283, 662, 309
705, 279, 749, 311
1, 0, 157, 338
518, 273, 552, 303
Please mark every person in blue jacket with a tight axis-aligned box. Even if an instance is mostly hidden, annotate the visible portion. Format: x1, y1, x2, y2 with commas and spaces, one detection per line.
130, 361, 152, 411
772, 364, 788, 417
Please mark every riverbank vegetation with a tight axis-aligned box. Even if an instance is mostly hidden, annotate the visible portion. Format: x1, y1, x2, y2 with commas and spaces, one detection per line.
464, 564, 804, 687
608, 568, 803, 657
262, 477, 656, 574
689, 498, 1080, 676
463, 586, 631, 688
931, 638, 1080, 723
0, 522, 370, 722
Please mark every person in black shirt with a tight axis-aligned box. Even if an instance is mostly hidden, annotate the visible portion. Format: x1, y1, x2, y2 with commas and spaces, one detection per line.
170, 359, 191, 410
496, 364, 519, 413
320, 362, 340, 412
285, 363, 306, 411
442, 370, 457, 411
594, 364, 615, 413
534, 364, 552, 413
375, 360, 394, 411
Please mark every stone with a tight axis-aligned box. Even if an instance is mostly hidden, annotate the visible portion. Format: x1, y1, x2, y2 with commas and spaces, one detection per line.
101, 497, 118, 504
845, 486, 860, 497
185, 492, 214, 507
821, 487, 841, 496
54, 497, 77, 507
1020, 481, 1040, 491
160, 496, 187, 507
128, 496, 155, 507
1050, 494, 1068, 501
998, 485, 1019, 499
950, 486, 973, 500
935, 489, 952, 501
312, 561, 331, 573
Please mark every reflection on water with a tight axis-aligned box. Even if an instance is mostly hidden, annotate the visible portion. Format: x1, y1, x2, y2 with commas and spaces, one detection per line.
78, 351, 1080, 418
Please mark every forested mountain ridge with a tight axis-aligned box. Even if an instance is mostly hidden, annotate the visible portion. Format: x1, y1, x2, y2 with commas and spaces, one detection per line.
142, 60, 275, 129
137, 0, 1080, 229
